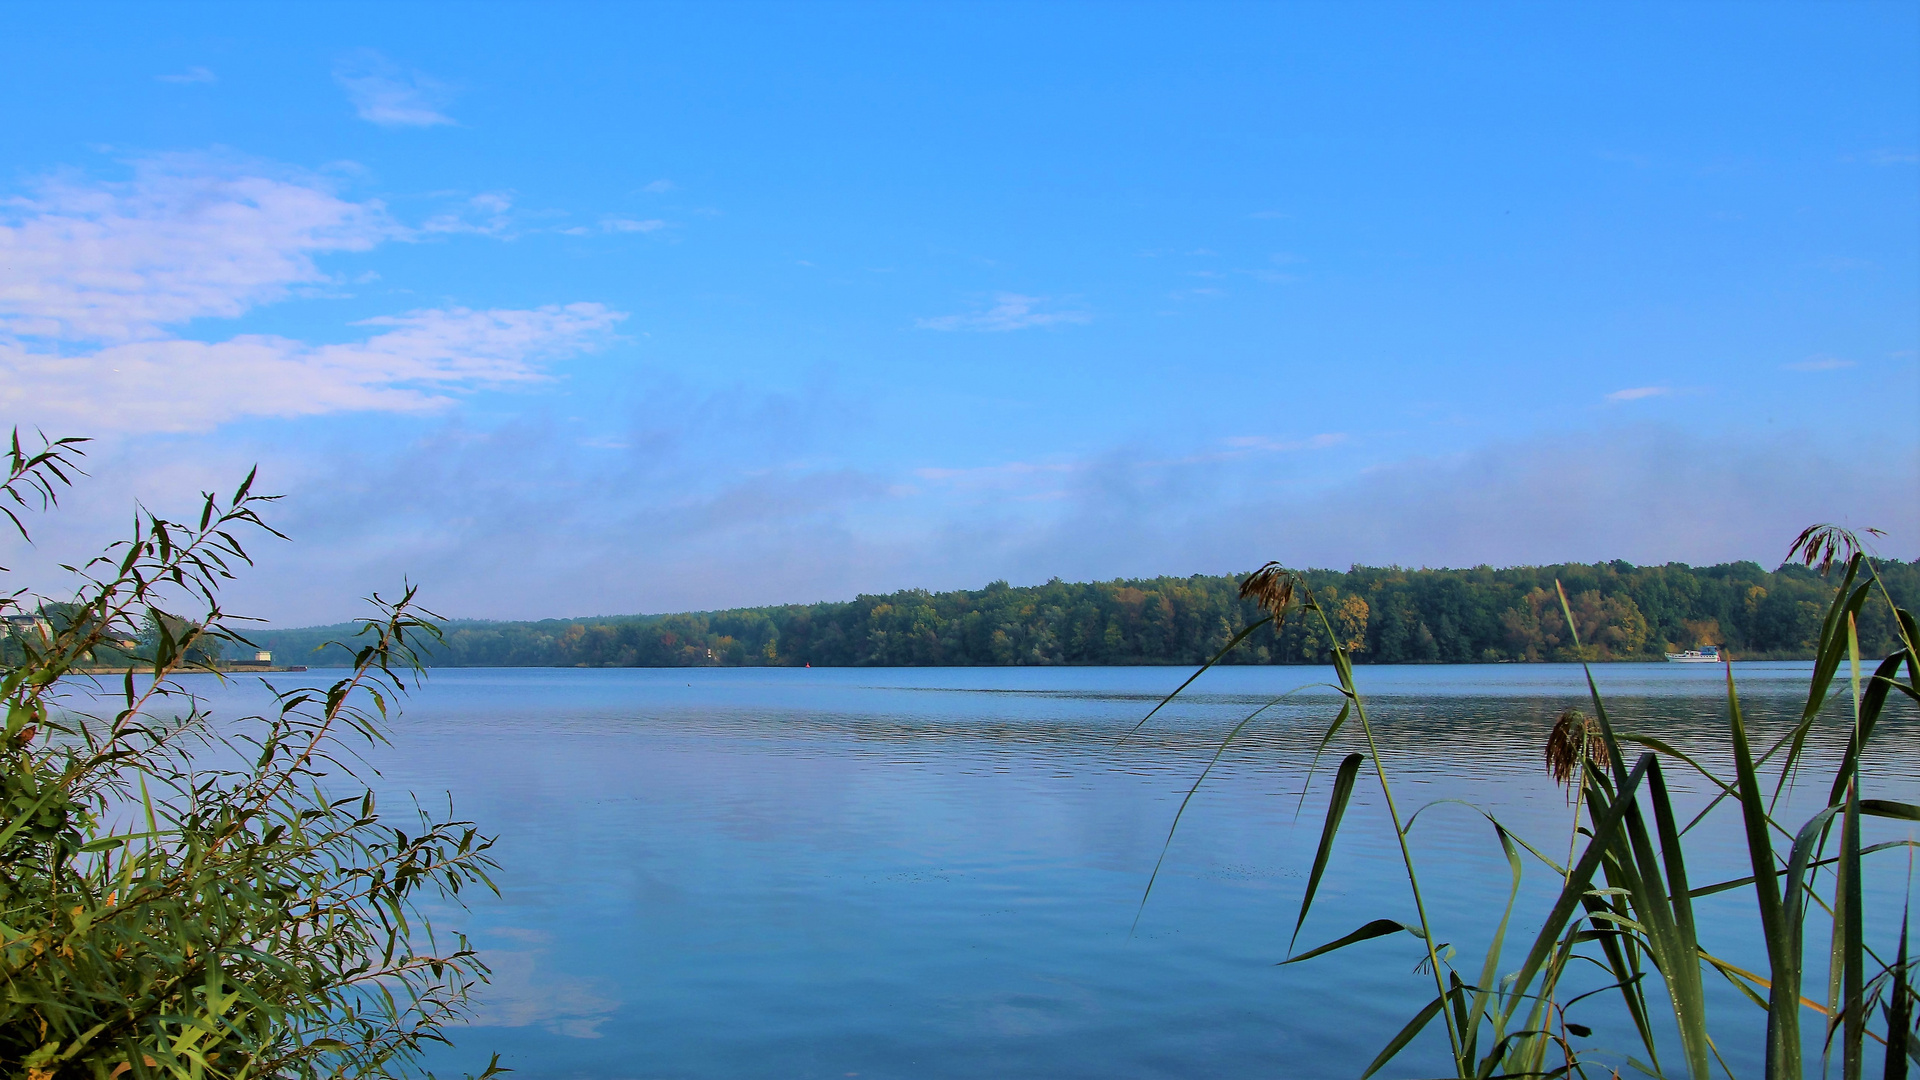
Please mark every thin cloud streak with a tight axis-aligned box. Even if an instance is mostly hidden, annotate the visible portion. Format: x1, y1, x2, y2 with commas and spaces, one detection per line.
0, 304, 624, 433
598, 217, 666, 234
333, 50, 457, 128
1220, 433, 1347, 453
421, 192, 518, 236
915, 433, 1347, 491
1605, 386, 1670, 402
916, 293, 1090, 332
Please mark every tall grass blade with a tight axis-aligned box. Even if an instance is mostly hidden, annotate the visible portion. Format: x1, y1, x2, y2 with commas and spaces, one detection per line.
1885, 904, 1910, 1080
1294, 698, 1351, 818
1132, 697, 1286, 931
1315, 596, 1465, 1069
1281, 918, 1419, 965
1844, 613, 1867, 1080
1466, 823, 1524, 1077
1773, 556, 1867, 808
1578, 886, 1665, 1064
1676, 557, 1875, 837
1360, 989, 1454, 1080
1843, 776, 1865, 1080
1646, 757, 1712, 1078
1828, 651, 1909, 808
1505, 754, 1653, 1017
1551, 576, 1674, 1068
1554, 582, 1631, 794
1117, 614, 1272, 743
1729, 657, 1803, 1079
1290, 751, 1364, 953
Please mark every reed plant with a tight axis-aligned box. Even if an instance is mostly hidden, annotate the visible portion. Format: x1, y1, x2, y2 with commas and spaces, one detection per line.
0, 431, 499, 1080
1135, 524, 1918, 1078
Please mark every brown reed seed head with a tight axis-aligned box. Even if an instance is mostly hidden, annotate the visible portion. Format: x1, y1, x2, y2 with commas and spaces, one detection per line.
1785, 523, 1884, 574
1238, 562, 1299, 619
1545, 708, 1609, 788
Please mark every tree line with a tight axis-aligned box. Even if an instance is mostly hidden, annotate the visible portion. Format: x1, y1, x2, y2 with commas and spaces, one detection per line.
248, 556, 1920, 669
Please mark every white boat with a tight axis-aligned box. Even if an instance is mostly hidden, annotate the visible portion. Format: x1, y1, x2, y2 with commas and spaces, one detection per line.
1665, 646, 1721, 663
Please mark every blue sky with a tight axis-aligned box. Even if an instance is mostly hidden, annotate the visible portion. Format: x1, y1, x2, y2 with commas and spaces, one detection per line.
2, 2, 1916, 625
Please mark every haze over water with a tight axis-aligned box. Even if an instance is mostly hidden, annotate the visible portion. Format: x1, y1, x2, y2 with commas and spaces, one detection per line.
169, 661, 1920, 1079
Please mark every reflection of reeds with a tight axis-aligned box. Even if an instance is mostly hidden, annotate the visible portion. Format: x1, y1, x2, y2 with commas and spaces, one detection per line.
1136, 526, 1920, 1079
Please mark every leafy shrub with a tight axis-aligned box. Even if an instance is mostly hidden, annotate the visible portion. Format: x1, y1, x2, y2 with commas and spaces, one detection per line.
1, 432, 499, 1080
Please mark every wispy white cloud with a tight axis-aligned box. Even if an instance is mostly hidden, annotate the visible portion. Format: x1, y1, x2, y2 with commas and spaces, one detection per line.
0, 156, 396, 342
1595, 148, 1655, 169
913, 433, 1346, 494
0, 304, 624, 433
1220, 433, 1347, 453
599, 217, 666, 234
1783, 356, 1855, 372
1605, 386, 1670, 403
1845, 148, 1919, 165
157, 66, 216, 84
916, 460, 1078, 484
639, 179, 675, 194
0, 157, 626, 434
556, 216, 668, 237
421, 192, 518, 236
333, 50, 456, 128
916, 293, 1090, 332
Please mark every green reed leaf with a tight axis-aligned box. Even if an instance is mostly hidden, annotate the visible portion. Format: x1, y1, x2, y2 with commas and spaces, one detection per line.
1132, 695, 1287, 932
1282, 917, 1420, 965
1883, 906, 1910, 1080
1288, 752, 1364, 954
1360, 987, 1454, 1080
1117, 614, 1272, 744
1504, 754, 1652, 1021
1294, 698, 1352, 819
1842, 773, 1866, 1080
1646, 756, 1711, 1079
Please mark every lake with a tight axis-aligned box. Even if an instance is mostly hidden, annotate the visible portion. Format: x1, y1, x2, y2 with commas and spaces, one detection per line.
167, 662, 1917, 1079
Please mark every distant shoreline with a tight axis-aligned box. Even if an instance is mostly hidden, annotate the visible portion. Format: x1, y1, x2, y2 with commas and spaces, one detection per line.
250, 558, 1915, 672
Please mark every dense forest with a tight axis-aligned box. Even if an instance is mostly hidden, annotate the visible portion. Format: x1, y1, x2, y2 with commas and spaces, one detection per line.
248, 557, 1920, 669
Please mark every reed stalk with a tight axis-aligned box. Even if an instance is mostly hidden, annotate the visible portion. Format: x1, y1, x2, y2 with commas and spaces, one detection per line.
1135, 524, 1920, 1078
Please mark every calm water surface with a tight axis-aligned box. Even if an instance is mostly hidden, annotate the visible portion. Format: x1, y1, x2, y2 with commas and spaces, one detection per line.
172, 663, 1917, 1078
